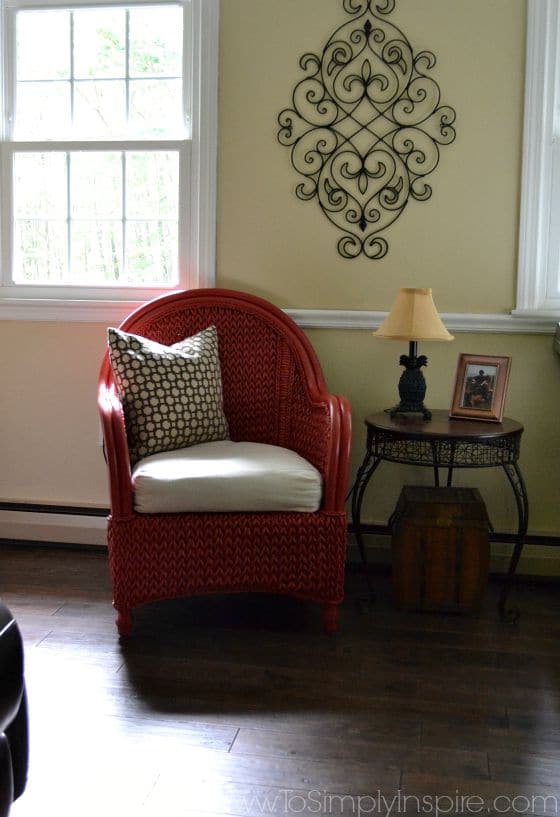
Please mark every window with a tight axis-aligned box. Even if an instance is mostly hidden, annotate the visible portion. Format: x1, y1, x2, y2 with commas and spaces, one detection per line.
516, 0, 560, 317
0, 0, 218, 318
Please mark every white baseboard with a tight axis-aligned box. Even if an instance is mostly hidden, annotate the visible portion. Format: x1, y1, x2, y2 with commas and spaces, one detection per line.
0, 510, 108, 547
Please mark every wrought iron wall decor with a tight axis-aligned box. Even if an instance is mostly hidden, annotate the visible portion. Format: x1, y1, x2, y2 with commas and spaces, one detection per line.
277, 0, 457, 259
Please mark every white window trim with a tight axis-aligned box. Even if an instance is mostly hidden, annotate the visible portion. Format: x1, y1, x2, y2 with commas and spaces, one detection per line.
0, 0, 218, 321
515, 0, 560, 319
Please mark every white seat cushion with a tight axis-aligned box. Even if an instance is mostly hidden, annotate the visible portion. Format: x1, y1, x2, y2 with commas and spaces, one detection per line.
132, 440, 322, 513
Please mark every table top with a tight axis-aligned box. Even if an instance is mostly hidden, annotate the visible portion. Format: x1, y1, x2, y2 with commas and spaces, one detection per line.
365, 410, 524, 441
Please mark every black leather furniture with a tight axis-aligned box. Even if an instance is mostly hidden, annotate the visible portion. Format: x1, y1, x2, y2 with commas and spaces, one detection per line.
0, 603, 28, 816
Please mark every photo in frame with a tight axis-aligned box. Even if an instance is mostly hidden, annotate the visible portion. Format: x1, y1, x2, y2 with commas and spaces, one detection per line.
450, 354, 511, 422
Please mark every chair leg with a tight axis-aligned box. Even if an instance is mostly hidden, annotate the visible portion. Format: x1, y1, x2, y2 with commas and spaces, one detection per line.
322, 603, 339, 635
115, 607, 132, 637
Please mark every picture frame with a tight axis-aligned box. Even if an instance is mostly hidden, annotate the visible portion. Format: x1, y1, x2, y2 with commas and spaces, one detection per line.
450, 354, 511, 423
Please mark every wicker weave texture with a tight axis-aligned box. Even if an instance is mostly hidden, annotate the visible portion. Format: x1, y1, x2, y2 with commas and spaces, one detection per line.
128, 307, 303, 451
99, 290, 352, 633
115, 299, 336, 473
108, 511, 347, 611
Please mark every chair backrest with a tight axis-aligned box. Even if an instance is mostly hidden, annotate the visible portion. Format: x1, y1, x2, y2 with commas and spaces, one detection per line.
99, 288, 329, 451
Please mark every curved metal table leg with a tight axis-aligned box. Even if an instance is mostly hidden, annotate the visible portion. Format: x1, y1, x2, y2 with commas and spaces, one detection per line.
499, 461, 529, 619
447, 441, 456, 487
429, 441, 440, 487
351, 452, 383, 601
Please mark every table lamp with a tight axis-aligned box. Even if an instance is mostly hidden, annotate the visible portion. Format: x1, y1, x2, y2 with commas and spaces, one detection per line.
373, 287, 454, 420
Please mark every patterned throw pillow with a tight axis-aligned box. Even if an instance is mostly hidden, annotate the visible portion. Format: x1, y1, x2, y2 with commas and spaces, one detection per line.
107, 325, 229, 465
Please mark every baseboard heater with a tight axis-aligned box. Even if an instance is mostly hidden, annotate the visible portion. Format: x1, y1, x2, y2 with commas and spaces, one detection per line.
0, 502, 108, 516
1, 502, 559, 550
0, 502, 109, 548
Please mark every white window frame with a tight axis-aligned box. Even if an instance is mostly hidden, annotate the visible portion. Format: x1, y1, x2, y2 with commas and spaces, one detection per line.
515, 0, 560, 319
0, 0, 218, 321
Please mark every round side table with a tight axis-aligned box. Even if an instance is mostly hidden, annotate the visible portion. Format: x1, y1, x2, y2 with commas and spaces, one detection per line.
351, 410, 528, 614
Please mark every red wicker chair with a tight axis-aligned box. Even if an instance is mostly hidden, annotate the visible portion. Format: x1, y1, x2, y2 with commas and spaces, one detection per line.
98, 288, 352, 636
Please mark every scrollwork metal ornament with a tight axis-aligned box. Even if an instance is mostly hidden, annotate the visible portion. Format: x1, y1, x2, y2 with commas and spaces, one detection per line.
277, 0, 457, 259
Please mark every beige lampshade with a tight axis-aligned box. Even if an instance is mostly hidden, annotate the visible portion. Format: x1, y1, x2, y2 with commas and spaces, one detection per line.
374, 287, 454, 342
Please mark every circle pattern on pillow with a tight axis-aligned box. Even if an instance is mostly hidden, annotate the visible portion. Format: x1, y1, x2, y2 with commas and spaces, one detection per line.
107, 325, 229, 464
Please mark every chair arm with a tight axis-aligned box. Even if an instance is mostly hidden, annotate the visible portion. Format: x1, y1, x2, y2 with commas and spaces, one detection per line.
288, 392, 352, 514
98, 383, 134, 520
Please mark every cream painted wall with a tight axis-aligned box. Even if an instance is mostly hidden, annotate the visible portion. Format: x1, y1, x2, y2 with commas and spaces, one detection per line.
214, 0, 560, 541
310, 329, 560, 536
217, 0, 525, 313
1, 1, 559, 562
0, 321, 108, 506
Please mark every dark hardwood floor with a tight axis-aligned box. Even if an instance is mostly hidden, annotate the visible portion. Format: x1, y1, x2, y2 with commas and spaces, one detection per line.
2, 543, 560, 817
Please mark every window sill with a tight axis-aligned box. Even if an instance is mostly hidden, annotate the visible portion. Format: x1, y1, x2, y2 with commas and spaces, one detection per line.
0, 298, 145, 323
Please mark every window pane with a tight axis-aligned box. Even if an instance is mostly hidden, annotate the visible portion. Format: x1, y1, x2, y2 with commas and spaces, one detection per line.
14, 153, 67, 219
71, 153, 122, 219
129, 6, 182, 78
126, 152, 178, 219
13, 220, 67, 284
129, 79, 183, 137
15, 82, 71, 139
126, 221, 178, 284
71, 221, 123, 284
74, 81, 126, 138
73, 9, 126, 79
14, 4, 184, 140
17, 11, 70, 80
546, 142, 560, 299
